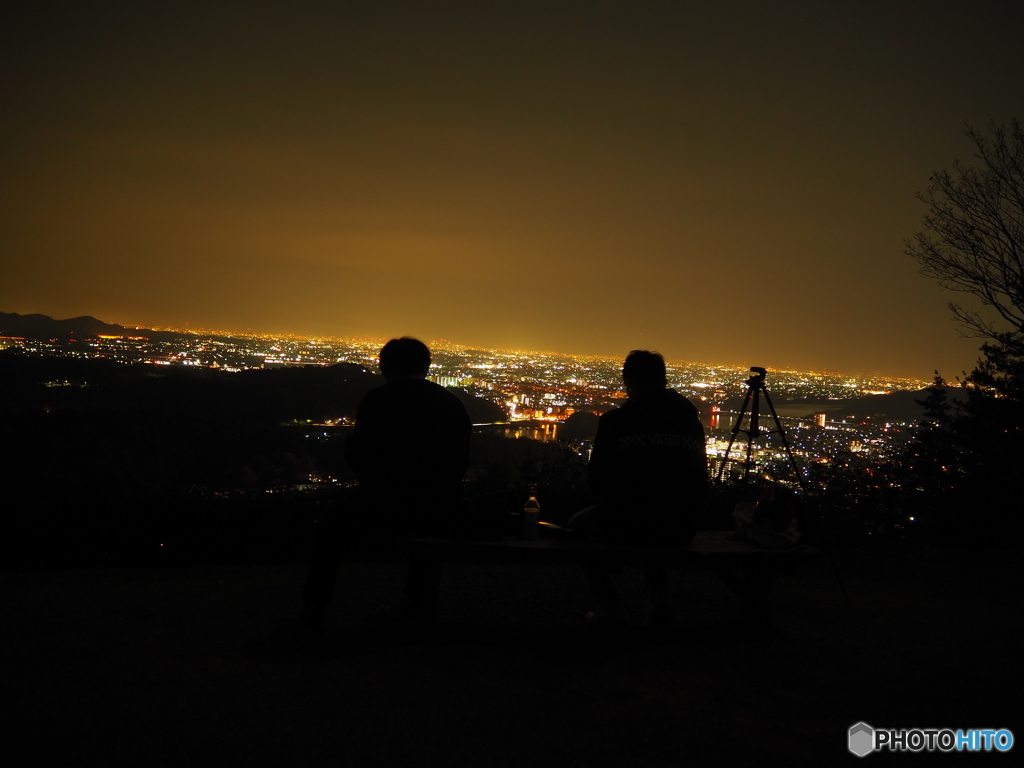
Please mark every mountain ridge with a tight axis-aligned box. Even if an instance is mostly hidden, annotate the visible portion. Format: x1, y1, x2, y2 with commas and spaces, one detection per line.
0, 311, 183, 342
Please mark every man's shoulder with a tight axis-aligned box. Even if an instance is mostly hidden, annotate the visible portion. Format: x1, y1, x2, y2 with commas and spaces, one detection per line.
422, 379, 457, 395
355, 382, 389, 409
600, 390, 703, 438
418, 378, 467, 405
358, 379, 431, 407
596, 404, 630, 429
664, 389, 700, 415
360, 378, 467, 411
364, 377, 447, 396
410, 379, 472, 420
616, 389, 700, 416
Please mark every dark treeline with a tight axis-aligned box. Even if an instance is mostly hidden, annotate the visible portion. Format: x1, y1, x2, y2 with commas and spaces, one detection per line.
900, 355, 1023, 545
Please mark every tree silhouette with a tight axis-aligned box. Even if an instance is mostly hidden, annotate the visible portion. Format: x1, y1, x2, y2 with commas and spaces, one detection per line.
903, 122, 1024, 541
906, 119, 1024, 342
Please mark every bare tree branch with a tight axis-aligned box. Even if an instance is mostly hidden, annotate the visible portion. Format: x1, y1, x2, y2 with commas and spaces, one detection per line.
906, 120, 1024, 340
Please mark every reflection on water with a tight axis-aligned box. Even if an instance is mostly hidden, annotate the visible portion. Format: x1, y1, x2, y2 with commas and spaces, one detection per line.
324, 421, 565, 443
474, 421, 561, 442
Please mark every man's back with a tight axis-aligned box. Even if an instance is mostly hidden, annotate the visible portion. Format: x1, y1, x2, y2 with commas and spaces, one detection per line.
345, 377, 471, 523
301, 337, 470, 627
588, 387, 707, 540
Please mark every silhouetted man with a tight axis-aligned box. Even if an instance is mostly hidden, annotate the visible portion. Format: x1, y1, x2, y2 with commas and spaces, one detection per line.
567, 350, 708, 625
301, 337, 471, 629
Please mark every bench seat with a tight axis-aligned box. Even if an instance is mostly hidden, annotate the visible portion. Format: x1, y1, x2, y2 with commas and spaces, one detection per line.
404, 531, 818, 619
407, 530, 817, 567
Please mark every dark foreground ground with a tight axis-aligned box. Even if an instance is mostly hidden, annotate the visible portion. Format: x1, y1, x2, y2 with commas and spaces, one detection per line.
4, 544, 1021, 767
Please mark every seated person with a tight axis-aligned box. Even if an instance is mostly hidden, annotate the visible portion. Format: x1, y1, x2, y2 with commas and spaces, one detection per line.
300, 337, 472, 630
568, 349, 708, 625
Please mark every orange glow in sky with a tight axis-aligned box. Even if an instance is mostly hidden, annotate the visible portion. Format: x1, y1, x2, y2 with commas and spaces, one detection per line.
2, 1, 1021, 378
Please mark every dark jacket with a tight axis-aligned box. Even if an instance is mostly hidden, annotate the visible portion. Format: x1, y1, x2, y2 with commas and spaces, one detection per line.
345, 377, 471, 529
588, 388, 708, 541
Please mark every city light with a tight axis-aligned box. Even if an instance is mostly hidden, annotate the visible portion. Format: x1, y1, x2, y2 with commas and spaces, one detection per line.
4, 324, 933, 469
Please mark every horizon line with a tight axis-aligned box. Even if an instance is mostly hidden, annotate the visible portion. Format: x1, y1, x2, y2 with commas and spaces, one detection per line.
3, 310, 934, 384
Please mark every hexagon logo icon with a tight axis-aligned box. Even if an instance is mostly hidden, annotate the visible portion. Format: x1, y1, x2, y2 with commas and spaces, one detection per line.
849, 722, 875, 757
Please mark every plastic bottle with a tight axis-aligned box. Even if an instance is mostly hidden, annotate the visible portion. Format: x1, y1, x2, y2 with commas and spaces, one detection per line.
523, 495, 541, 540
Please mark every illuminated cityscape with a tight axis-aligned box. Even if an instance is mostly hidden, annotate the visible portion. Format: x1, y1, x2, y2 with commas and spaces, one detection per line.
1, 324, 932, 478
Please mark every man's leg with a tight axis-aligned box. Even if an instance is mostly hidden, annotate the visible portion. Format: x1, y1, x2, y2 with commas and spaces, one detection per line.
567, 506, 625, 622
398, 503, 451, 624
642, 563, 673, 628
299, 502, 346, 631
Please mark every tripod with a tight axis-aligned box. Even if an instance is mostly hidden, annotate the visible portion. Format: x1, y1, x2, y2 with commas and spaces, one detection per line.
715, 366, 805, 491
713, 367, 851, 607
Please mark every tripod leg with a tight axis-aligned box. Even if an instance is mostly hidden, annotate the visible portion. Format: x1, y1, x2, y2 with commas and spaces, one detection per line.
761, 389, 811, 495
716, 384, 756, 482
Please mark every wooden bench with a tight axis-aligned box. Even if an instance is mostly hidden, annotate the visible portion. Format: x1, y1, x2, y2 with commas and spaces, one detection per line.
406, 530, 818, 619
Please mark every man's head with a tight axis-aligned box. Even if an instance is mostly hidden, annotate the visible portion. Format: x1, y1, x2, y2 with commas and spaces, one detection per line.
622, 350, 667, 391
379, 337, 431, 381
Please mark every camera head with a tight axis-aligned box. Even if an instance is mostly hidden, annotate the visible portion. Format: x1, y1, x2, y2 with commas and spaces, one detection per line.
746, 366, 768, 387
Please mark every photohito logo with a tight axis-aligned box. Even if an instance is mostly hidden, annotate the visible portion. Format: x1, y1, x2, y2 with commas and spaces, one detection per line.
848, 723, 1014, 756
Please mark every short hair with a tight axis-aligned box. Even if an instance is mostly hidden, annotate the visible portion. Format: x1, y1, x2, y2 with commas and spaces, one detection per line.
622, 350, 666, 388
379, 337, 431, 377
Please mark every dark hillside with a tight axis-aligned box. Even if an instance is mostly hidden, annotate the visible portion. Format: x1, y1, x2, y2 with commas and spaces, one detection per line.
0, 311, 183, 342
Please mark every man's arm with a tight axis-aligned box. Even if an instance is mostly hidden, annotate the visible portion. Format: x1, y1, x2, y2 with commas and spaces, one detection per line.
586, 412, 617, 500
343, 387, 384, 478
441, 393, 472, 480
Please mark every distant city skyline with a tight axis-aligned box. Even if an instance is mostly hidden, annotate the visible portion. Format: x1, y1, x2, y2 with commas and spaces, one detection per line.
4, 2, 1021, 379
1, 309, 931, 393
2, 309, 935, 382
148, 320, 934, 381
1, 310, 932, 474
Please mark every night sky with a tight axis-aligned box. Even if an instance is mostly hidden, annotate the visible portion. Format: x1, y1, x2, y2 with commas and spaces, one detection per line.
3, 1, 1022, 378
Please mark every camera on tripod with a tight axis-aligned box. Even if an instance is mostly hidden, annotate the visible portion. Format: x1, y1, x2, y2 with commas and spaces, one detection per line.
716, 365, 799, 483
